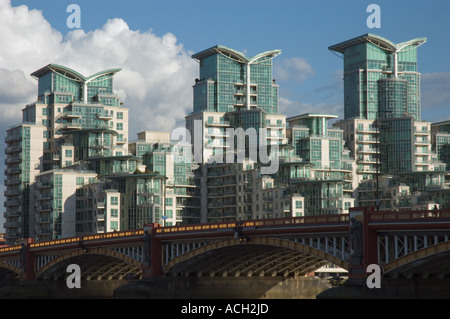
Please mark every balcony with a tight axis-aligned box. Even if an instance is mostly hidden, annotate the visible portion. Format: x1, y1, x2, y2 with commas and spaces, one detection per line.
357, 137, 379, 144
4, 188, 21, 196
414, 129, 429, 135
97, 112, 113, 120
36, 193, 52, 201
5, 145, 22, 154
5, 167, 21, 175
356, 157, 378, 164
116, 137, 127, 144
5, 156, 21, 165
4, 220, 21, 228
61, 111, 83, 119
60, 123, 83, 130
37, 215, 52, 224
5, 199, 21, 207
36, 181, 53, 189
357, 147, 377, 154
6, 230, 21, 239
205, 120, 231, 127
5, 134, 21, 142
4, 208, 21, 218
89, 143, 110, 150
36, 205, 52, 212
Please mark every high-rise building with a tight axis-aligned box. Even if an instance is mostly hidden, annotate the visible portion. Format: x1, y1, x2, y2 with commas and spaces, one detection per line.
330, 34, 450, 210
128, 131, 201, 226
431, 120, 450, 170
4, 64, 131, 243
186, 45, 357, 221
330, 34, 439, 178
328, 33, 425, 121
285, 113, 356, 215
4, 123, 44, 241
186, 45, 284, 164
186, 46, 299, 222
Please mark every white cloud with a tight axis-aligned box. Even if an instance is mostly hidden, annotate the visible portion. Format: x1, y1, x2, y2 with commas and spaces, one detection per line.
0, 0, 199, 228
0, 1, 198, 137
274, 56, 314, 83
0, 68, 35, 104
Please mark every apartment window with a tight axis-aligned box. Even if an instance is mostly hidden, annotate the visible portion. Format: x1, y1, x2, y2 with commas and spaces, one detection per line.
111, 209, 118, 217
110, 196, 119, 205
117, 112, 123, 119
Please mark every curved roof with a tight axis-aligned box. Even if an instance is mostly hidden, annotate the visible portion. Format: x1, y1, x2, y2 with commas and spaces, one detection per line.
328, 33, 426, 53
192, 45, 281, 64
31, 64, 121, 82
286, 113, 338, 122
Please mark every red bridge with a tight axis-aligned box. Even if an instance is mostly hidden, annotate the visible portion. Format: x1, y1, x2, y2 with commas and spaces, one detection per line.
1, 206, 450, 287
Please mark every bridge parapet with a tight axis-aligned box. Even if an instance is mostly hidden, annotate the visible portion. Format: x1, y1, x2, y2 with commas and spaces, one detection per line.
0, 209, 449, 284
369, 209, 450, 225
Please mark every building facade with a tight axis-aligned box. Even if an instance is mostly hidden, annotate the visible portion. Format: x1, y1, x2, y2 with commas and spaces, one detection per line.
330, 34, 450, 210
4, 64, 132, 244
186, 46, 357, 222
5, 37, 450, 242
328, 33, 425, 121
128, 131, 201, 226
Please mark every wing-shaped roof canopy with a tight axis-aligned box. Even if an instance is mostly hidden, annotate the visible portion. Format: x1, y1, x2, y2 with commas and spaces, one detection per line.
31, 64, 121, 82
328, 33, 426, 53
192, 45, 281, 64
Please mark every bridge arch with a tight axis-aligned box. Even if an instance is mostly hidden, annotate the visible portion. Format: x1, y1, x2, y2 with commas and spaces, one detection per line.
36, 247, 142, 280
0, 261, 23, 277
383, 241, 450, 277
164, 237, 349, 277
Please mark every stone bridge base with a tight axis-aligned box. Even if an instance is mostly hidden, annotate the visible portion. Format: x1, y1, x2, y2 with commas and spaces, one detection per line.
0, 280, 125, 299
114, 276, 331, 299
317, 277, 450, 299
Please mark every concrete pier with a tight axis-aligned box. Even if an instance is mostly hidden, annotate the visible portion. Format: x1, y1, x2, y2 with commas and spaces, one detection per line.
114, 276, 331, 299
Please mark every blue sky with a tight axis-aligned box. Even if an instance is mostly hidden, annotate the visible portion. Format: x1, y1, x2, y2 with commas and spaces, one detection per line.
7, 0, 450, 124
1, 0, 450, 230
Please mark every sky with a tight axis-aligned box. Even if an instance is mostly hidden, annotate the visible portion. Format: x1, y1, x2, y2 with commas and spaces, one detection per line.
1, 0, 450, 231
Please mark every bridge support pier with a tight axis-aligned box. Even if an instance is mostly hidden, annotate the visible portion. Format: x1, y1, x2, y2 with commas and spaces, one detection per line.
114, 276, 330, 299
142, 224, 163, 278
347, 207, 378, 286
21, 245, 36, 281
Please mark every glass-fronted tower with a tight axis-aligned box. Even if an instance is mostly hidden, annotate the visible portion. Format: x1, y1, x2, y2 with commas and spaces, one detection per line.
4, 64, 130, 243
330, 34, 434, 177
186, 45, 288, 222
328, 33, 426, 121
187, 45, 284, 165
191, 45, 281, 115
